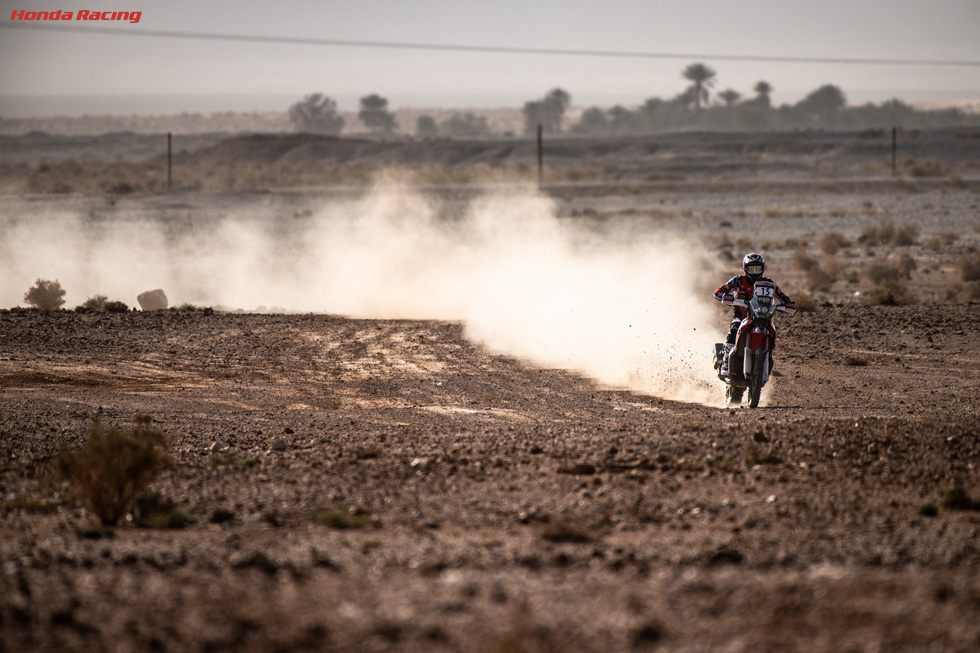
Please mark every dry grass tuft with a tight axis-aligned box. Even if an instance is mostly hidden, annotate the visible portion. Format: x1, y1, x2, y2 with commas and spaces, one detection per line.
865, 282, 916, 306
957, 252, 980, 282
818, 231, 851, 255
53, 418, 173, 526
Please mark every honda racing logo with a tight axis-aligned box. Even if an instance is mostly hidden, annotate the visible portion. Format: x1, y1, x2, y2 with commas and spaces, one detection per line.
10, 9, 143, 24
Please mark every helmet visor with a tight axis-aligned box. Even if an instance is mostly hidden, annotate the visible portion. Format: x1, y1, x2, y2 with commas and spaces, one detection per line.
746, 262, 764, 276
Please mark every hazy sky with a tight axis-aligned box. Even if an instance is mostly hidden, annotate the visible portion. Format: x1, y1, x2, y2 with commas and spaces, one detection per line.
1, 0, 978, 116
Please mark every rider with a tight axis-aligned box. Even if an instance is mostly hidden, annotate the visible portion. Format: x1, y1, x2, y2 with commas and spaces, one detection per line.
713, 253, 795, 372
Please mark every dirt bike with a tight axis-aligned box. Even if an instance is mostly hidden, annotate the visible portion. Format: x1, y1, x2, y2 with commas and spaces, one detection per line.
712, 280, 795, 408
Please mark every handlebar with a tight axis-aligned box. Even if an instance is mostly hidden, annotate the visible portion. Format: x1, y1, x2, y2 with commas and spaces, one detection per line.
723, 294, 794, 314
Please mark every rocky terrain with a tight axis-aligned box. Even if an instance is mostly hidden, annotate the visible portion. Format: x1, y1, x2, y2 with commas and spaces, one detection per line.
2, 130, 980, 651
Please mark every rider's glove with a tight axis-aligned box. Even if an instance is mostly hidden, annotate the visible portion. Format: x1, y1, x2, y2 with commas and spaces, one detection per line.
722, 294, 734, 305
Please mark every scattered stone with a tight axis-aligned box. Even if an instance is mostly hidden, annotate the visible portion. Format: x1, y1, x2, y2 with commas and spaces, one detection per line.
210, 509, 235, 524
557, 463, 596, 475
136, 289, 168, 311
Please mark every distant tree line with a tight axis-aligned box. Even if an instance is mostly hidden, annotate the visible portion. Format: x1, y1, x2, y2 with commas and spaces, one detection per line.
569, 63, 980, 134
288, 63, 980, 139
288, 93, 397, 136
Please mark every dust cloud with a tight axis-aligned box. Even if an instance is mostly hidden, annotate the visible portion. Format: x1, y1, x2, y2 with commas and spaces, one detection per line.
0, 184, 723, 403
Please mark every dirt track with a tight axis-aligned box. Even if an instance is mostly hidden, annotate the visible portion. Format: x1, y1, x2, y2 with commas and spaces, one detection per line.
2, 129, 980, 651
2, 301, 979, 652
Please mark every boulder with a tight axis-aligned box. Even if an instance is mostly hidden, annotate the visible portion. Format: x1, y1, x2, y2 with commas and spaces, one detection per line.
137, 289, 168, 311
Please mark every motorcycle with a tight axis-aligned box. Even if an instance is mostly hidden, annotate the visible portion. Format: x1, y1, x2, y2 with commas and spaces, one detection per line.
712, 280, 795, 408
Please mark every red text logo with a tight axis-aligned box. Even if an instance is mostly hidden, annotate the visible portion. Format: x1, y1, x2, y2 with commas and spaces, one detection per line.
10, 10, 143, 24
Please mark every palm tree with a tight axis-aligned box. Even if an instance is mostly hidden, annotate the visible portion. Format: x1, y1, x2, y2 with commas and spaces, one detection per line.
753, 81, 773, 108
719, 89, 741, 108
543, 88, 572, 132
681, 63, 717, 111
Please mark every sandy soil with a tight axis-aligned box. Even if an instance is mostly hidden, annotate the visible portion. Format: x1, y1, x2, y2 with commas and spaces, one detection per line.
2, 131, 980, 652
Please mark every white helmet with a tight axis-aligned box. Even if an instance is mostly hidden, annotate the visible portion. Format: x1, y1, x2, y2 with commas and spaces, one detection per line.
742, 253, 765, 280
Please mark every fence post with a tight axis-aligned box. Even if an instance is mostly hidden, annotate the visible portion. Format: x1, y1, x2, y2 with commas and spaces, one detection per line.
167, 132, 173, 190
891, 126, 897, 176
537, 123, 543, 187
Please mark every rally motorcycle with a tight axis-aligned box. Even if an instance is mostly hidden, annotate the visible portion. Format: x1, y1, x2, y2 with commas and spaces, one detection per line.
713, 280, 795, 408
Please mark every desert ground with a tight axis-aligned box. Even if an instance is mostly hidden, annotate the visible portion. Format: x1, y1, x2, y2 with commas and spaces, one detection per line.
2, 129, 980, 652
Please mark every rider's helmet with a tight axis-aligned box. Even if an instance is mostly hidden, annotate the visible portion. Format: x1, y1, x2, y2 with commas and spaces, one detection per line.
742, 253, 765, 281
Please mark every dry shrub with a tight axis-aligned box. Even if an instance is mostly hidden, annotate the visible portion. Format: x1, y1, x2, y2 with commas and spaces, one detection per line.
864, 262, 901, 285
818, 231, 850, 255
905, 159, 950, 177
24, 278, 66, 312
79, 294, 108, 312
865, 282, 916, 306
806, 266, 835, 292
793, 250, 819, 271
53, 418, 173, 526
896, 253, 917, 279
79, 295, 128, 313
858, 220, 892, 247
891, 225, 919, 247
943, 282, 980, 302
965, 282, 980, 301
958, 252, 980, 282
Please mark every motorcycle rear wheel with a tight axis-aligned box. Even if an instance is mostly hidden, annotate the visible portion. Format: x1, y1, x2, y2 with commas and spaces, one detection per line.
748, 351, 765, 408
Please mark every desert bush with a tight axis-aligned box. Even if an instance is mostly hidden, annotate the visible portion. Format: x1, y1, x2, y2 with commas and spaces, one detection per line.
805, 266, 834, 292
76, 295, 127, 313
80, 294, 108, 312
964, 282, 980, 301
133, 493, 195, 529
905, 159, 950, 177
24, 278, 66, 312
865, 282, 916, 306
890, 225, 919, 247
957, 252, 980, 282
943, 281, 980, 302
924, 231, 959, 251
53, 417, 173, 526
895, 253, 917, 279
105, 180, 136, 194
818, 231, 850, 255
858, 220, 897, 247
793, 250, 819, 271
864, 262, 901, 285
